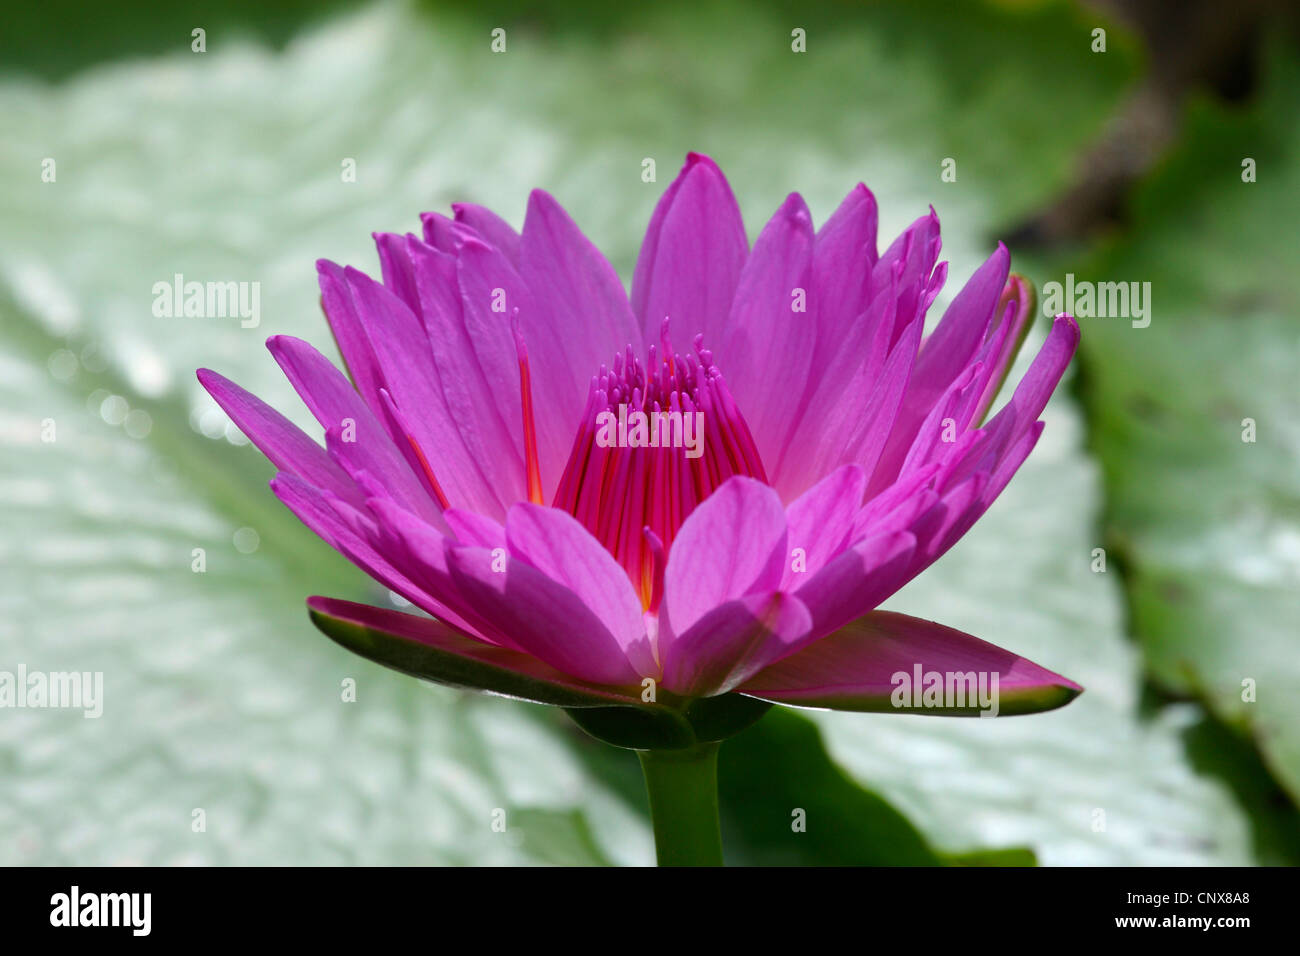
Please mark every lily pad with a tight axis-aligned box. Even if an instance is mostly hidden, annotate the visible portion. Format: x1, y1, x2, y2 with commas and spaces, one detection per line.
1070, 47, 1300, 805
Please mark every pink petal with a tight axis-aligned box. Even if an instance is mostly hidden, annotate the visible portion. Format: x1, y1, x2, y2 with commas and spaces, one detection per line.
741, 610, 1082, 716
519, 188, 645, 452
504, 503, 655, 676
266, 335, 442, 523
420, 212, 478, 254
790, 529, 917, 638
936, 314, 1079, 494
874, 208, 943, 346
445, 545, 648, 686
444, 508, 506, 548
661, 591, 812, 697
196, 368, 364, 508
631, 152, 748, 348
358, 497, 507, 644
781, 464, 867, 589
406, 236, 524, 513
867, 243, 1009, 496
812, 183, 879, 337
269, 472, 439, 615
661, 476, 787, 641
454, 238, 576, 498
452, 202, 521, 265
970, 274, 1035, 424
769, 280, 910, 497
721, 192, 816, 471
373, 231, 422, 315
342, 265, 510, 517
317, 259, 387, 413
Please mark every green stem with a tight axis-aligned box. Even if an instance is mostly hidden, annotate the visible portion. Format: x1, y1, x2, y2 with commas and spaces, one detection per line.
637, 742, 724, 866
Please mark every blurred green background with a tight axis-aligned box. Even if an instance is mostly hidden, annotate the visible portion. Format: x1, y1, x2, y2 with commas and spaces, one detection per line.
2, 0, 1297, 865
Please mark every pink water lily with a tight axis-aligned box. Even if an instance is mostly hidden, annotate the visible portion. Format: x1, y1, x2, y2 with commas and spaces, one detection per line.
198, 153, 1081, 729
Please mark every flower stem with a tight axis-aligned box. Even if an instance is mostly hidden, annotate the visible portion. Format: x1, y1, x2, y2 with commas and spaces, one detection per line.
637, 742, 724, 866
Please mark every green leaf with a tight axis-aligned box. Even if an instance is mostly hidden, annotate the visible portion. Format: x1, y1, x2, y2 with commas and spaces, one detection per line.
718, 709, 951, 865
563, 694, 772, 751
1069, 46, 1300, 805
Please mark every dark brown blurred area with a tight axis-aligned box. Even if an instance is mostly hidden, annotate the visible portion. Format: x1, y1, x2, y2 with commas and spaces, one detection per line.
1008, 0, 1300, 246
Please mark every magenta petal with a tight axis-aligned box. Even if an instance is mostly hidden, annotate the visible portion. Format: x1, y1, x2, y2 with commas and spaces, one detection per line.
406, 237, 524, 513
781, 464, 867, 588
196, 368, 364, 508
504, 503, 656, 676
913, 243, 1010, 403
420, 211, 478, 254
770, 184, 880, 490
661, 591, 812, 697
445, 545, 647, 686
842, 314, 923, 481
867, 243, 1009, 495
342, 266, 509, 517
631, 152, 748, 348
771, 286, 916, 498
266, 335, 441, 523
792, 529, 917, 638
452, 202, 521, 265
909, 423, 1045, 579
519, 188, 645, 435
521, 189, 642, 355
907, 472, 990, 570
896, 362, 982, 477
812, 183, 879, 336
269, 472, 434, 612
661, 476, 787, 641
874, 208, 943, 345
454, 239, 575, 497
938, 314, 1079, 494
373, 231, 422, 315
741, 610, 1082, 716
997, 314, 1080, 434
358, 497, 508, 643
970, 274, 1035, 424
316, 259, 386, 412
722, 192, 816, 469
444, 508, 506, 548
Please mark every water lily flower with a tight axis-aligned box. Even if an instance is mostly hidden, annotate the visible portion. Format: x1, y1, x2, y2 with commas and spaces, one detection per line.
198, 153, 1081, 865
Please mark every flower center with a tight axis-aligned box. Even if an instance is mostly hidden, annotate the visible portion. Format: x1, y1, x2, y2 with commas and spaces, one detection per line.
553, 321, 767, 610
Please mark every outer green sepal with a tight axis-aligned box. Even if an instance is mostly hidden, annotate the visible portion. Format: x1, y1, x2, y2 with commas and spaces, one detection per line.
563, 692, 772, 751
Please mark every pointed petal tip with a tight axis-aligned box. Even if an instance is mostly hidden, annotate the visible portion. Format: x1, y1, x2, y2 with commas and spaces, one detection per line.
681, 152, 730, 181
1024, 676, 1084, 715
264, 332, 300, 355
778, 191, 813, 224
1050, 312, 1082, 348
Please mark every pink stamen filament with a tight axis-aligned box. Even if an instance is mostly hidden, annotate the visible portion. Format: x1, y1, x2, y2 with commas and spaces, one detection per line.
554, 330, 767, 596
512, 312, 544, 506
378, 387, 450, 510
